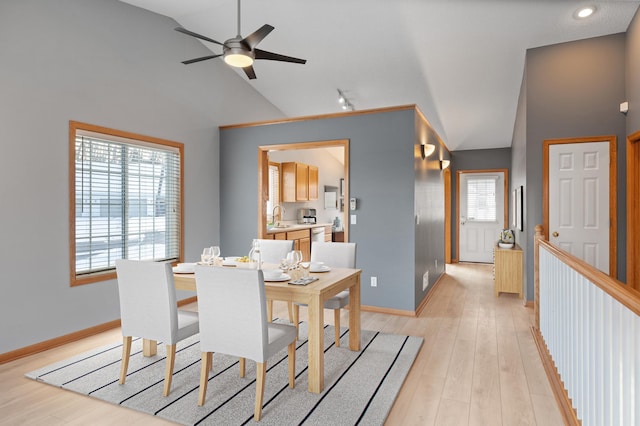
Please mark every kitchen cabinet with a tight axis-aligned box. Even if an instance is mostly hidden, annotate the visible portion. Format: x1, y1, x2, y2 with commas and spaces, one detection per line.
282, 162, 318, 202
323, 225, 332, 242
287, 229, 311, 261
493, 243, 523, 298
332, 231, 344, 242
265, 228, 310, 261
308, 166, 318, 200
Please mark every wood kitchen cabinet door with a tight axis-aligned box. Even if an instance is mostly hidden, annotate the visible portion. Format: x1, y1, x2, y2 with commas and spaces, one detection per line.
287, 229, 311, 261
282, 162, 297, 202
296, 163, 309, 201
299, 237, 311, 261
282, 162, 317, 202
308, 165, 318, 200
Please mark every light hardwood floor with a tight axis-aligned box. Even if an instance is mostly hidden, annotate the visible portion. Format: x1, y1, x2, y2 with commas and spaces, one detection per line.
0, 263, 563, 425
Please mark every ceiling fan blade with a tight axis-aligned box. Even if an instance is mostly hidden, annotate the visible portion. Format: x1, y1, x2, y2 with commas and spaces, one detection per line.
243, 65, 257, 80
254, 49, 306, 64
181, 54, 223, 65
242, 24, 274, 49
175, 27, 225, 47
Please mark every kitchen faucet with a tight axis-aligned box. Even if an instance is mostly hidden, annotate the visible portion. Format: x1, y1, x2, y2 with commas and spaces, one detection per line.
272, 204, 285, 225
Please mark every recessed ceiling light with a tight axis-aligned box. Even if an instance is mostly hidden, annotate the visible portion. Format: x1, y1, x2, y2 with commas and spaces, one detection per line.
575, 6, 596, 19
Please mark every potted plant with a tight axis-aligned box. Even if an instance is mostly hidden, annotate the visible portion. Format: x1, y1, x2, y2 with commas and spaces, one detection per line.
498, 229, 515, 249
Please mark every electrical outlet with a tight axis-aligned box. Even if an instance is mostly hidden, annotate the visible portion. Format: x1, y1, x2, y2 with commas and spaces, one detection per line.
423, 271, 429, 291
371, 276, 377, 287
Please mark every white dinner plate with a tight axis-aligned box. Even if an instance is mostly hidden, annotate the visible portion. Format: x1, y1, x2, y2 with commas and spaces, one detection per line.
173, 267, 195, 274
263, 273, 291, 282
310, 265, 331, 273
222, 256, 248, 266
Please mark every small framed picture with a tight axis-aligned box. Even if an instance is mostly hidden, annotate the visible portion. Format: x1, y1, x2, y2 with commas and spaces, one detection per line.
512, 189, 517, 228
515, 186, 523, 231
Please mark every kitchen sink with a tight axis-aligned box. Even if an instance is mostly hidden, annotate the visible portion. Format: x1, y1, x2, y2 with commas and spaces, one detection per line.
269, 223, 291, 229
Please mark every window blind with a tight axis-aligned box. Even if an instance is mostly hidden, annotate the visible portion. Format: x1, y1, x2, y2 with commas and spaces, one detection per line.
466, 176, 497, 222
74, 132, 181, 277
267, 163, 280, 221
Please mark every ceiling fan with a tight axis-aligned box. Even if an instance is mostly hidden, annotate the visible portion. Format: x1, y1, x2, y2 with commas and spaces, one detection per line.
175, 0, 306, 80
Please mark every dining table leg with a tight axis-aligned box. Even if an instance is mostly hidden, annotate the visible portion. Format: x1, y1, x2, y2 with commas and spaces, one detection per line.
348, 277, 361, 351
306, 293, 324, 393
266, 299, 273, 323
143, 338, 157, 357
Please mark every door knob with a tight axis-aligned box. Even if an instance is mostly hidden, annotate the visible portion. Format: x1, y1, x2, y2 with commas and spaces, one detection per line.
552, 231, 559, 237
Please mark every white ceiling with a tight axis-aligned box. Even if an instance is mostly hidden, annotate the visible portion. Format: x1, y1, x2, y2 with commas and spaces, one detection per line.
119, 0, 639, 151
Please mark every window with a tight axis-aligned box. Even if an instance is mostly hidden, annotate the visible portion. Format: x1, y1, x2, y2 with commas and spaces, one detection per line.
466, 176, 497, 222
266, 162, 280, 223
70, 121, 183, 286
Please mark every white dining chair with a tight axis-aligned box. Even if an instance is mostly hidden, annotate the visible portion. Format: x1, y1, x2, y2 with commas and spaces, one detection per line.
257, 239, 295, 322
115, 259, 199, 396
293, 242, 357, 346
194, 267, 296, 421
256, 239, 294, 264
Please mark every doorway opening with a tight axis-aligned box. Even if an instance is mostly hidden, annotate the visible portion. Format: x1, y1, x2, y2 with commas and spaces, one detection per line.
257, 140, 350, 241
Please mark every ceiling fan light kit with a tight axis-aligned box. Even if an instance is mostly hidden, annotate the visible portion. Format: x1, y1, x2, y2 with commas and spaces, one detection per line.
175, 0, 305, 79
223, 40, 255, 67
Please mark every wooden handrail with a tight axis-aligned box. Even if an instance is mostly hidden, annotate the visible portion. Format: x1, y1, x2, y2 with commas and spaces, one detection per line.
534, 225, 543, 329
535, 224, 640, 317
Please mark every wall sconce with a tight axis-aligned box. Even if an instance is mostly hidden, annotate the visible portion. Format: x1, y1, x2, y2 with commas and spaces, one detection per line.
440, 159, 450, 170
420, 143, 435, 159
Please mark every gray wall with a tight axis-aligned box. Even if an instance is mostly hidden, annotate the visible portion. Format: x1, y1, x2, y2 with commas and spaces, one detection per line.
523, 33, 628, 300
449, 148, 512, 259
0, 0, 283, 354
220, 108, 446, 311
628, 8, 640, 134
414, 117, 449, 302
510, 73, 528, 297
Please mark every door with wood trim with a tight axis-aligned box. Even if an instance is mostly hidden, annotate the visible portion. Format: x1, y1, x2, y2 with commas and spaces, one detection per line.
459, 171, 506, 263
543, 136, 617, 277
627, 131, 640, 291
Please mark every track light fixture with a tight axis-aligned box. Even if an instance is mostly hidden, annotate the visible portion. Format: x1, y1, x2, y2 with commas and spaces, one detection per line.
337, 89, 355, 111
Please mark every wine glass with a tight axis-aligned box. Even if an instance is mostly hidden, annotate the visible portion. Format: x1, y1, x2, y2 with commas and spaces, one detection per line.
293, 250, 303, 266
210, 246, 221, 266
286, 251, 297, 278
211, 246, 221, 259
201, 247, 213, 264
279, 258, 289, 276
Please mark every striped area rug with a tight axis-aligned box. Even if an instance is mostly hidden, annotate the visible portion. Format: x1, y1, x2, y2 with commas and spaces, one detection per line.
25, 322, 423, 425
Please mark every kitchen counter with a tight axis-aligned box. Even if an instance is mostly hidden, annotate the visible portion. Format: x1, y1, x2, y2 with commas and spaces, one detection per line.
265, 222, 332, 234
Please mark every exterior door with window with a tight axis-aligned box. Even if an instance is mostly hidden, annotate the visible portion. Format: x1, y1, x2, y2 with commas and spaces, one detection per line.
459, 172, 505, 263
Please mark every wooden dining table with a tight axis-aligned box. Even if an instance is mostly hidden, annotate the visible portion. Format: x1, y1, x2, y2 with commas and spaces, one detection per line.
159, 266, 361, 394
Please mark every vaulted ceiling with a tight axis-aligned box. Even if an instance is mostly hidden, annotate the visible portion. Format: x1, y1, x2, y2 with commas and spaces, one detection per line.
120, 0, 639, 151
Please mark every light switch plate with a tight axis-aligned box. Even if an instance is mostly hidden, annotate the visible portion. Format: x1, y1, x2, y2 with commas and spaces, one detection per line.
350, 214, 357, 225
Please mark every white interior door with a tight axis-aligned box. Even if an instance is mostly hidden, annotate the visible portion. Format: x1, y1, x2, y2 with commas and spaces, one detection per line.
548, 142, 609, 273
459, 172, 505, 263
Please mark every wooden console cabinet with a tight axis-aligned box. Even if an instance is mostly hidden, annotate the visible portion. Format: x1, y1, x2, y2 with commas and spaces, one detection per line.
493, 243, 523, 298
